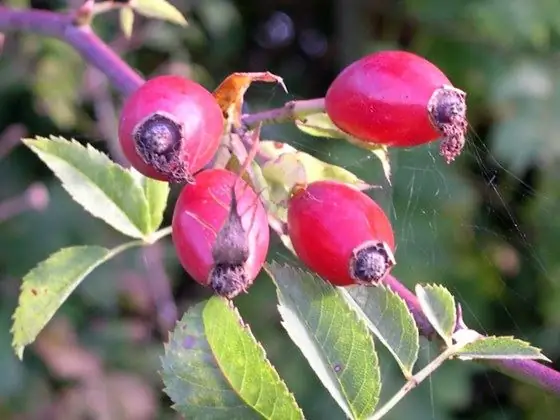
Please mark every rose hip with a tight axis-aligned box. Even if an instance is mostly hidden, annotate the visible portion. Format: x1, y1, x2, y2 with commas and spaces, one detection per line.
325, 50, 467, 162
287, 180, 396, 286
172, 168, 269, 298
118, 75, 224, 182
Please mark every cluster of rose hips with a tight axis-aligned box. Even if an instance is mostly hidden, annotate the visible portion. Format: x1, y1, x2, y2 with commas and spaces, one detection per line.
118, 50, 467, 298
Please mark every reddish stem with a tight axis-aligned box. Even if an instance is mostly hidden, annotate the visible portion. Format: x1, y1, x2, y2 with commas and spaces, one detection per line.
1, 4, 559, 397
0, 6, 143, 97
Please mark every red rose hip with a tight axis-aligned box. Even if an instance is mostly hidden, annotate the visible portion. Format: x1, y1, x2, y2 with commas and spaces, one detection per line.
287, 180, 396, 286
325, 50, 467, 163
172, 168, 270, 298
118, 75, 224, 182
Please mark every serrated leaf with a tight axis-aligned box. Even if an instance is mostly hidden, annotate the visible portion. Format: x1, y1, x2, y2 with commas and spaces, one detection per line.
161, 296, 304, 420
119, 7, 135, 39
11, 245, 138, 359
131, 169, 169, 232
130, 0, 187, 26
267, 262, 381, 419
23, 136, 151, 239
455, 336, 550, 361
295, 112, 347, 139
415, 284, 457, 347
340, 285, 419, 378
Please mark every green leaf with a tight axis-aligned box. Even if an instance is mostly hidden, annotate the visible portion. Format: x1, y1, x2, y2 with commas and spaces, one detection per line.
295, 112, 347, 139
119, 7, 135, 38
340, 285, 419, 378
259, 140, 371, 213
23, 136, 152, 239
266, 262, 381, 419
455, 336, 550, 361
415, 284, 457, 347
11, 244, 139, 359
161, 296, 304, 420
131, 169, 169, 232
131, 0, 188, 27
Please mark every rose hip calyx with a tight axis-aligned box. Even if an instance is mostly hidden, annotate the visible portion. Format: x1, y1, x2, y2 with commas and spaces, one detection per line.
349, 240, 396, 285
133, 111, 189, 183
208, 186, 251, 299
427, 85, 468, 164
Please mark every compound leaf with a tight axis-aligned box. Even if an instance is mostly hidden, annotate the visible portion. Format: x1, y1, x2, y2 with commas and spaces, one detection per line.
416, 284, 457, 347
23, 136, 152, 239
267, 262, 381, 420
11, 245, 136, 359
341, 285, 419, 378
455, 336, 550, 361
161, 296, 303, 420
131, 169, 170, 232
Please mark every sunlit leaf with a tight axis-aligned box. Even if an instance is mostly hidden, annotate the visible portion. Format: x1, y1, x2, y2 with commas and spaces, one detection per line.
161, 296, 304, 419
130, 168, 169, 232
455, 336, 550, 361
23, 136, 152, 239
260, 140, 370, 189
341, 285, 419, 378
416, 284, 456, 346
130, 0, 187, 27
295, 112, 347, 139
11, 244, 140, 359
119, 7, 135, 39
267, 262, 381, 419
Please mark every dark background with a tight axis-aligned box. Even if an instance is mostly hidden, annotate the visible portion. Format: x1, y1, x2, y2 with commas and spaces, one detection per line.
1, 0, 560, 419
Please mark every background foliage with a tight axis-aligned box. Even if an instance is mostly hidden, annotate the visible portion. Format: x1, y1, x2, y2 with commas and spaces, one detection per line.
1, 0, 560, 418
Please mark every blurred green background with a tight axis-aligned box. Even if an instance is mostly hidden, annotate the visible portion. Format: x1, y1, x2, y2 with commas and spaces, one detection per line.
1, 0, 560, 419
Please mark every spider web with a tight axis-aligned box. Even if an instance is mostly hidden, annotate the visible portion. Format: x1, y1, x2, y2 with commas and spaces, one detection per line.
252, 84, 558, 420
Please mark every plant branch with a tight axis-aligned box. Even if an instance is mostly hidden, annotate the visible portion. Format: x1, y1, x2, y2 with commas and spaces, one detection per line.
384, 273, 560, 395
1, 4, 559, 398
369, 345, 458, 420
0, 6, 144, 97
242, 98, 326, 129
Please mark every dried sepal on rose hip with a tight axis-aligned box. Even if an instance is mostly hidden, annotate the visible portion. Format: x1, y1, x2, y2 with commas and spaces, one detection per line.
171, 168, 270, 299
325, 50, 468, 163
287, 180, 396, 286
118, 75, 224, 182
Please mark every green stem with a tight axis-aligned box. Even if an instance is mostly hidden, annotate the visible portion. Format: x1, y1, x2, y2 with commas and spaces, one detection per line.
368, 346, 459, 420
146, 226, 173, 244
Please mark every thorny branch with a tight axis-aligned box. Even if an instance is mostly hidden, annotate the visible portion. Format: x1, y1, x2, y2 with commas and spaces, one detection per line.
1, 4, 559, 397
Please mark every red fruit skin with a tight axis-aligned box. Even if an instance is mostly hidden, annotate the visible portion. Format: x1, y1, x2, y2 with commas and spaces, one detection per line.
118, 75, 224, 181
287, 181, 395, 286
172, 169, 269, 289
325, 50, 453, 147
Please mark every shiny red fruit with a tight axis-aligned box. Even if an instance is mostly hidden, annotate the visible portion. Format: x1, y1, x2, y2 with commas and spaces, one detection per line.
325, 50, 467, 163
172, 168, 270, 298
287, 181, 396, 287
118, 75, 224, 182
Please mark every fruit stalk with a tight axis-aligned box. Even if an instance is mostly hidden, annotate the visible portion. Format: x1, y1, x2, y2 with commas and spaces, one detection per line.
1, 3, 560, 397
